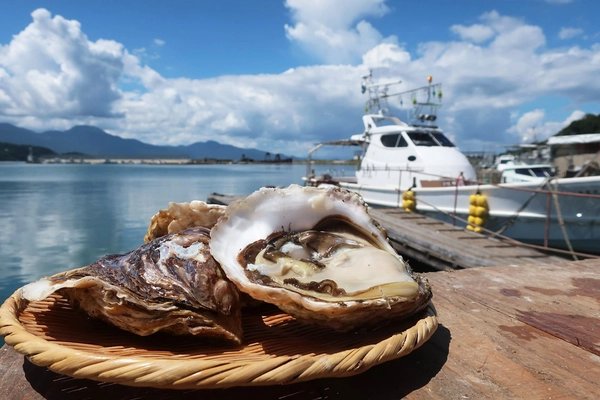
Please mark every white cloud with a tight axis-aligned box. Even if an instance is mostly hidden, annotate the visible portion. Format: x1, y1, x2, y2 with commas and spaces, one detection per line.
448, 11, 544, 52
0, 9, 123, 119
480, 10, 525, 33
507, 109, 545, 141
0, 6, 599, 157
154, 39, 165, 46
362, 43, 411, 68
284, 0, 389, 30
450, 24, 495, 43
283, 0, 397, 64
211, 112, 250, 132
559, 27, 584, 39
507, 109, 586, 142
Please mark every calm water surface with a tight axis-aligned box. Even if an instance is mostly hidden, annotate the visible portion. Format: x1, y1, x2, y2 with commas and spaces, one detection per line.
0, 162, 346, 346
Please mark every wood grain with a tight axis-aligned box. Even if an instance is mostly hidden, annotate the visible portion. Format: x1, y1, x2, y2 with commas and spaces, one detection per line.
369, 208, 569, 270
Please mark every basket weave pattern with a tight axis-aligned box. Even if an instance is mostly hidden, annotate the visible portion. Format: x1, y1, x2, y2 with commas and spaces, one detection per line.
0, 290, 437, 389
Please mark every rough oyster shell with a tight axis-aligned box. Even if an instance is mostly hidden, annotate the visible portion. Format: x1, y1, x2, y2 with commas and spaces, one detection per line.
210, 185, 432, 331
144, 201, 226, 243
21, 227, 243, 344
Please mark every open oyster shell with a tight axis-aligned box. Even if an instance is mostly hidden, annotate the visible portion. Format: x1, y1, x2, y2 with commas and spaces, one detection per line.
21, 227, 243, 344
210, 185, 432, 331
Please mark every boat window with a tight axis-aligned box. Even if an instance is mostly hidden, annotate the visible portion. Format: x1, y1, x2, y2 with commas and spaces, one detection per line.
431, 132, 455, 147
380, 134, 409, 148
515, 168, 533, 176
514, 167, 553, 177
531, 167, 552, 177
406, 131, 439, 147
381, 133, 400, 147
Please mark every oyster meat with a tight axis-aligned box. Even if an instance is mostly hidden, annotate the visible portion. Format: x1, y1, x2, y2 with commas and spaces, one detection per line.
21, 227, 243, 344
210, 185, 432, 331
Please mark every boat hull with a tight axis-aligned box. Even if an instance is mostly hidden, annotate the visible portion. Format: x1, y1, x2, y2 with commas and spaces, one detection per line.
339, 176, 600, 254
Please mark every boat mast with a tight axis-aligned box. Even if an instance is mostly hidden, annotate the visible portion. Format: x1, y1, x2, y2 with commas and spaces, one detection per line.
362, 71, 443, 127
361, 70, 402, 115
409, 76, 443, 127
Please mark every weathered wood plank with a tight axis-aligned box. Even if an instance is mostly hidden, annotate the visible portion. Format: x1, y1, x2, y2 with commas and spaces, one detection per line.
420, 261, 600, 399
373, 211, 503, 268
369, 208, 568, 269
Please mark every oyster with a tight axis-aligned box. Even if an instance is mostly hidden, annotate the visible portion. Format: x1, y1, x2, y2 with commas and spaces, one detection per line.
210, 185, 432, 331
144, 201, 226, 243
21, 227, 243, 344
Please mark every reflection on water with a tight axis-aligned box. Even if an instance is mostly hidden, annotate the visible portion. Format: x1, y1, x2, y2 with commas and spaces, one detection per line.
0, 162, 342, 346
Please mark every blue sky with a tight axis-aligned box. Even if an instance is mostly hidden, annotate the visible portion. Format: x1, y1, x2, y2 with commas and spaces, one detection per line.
0, 0, 599, 157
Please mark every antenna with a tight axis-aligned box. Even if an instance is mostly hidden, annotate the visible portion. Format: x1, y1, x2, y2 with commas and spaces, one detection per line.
362, 70, 402, 115
362, 72, 443, 127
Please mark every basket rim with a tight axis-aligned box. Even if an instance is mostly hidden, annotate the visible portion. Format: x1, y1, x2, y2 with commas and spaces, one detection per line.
0, 287, 438, 390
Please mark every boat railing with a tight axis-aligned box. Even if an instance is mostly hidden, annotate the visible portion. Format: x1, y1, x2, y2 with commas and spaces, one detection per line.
318, 163, 599, 257
407, 171, 600, 259
306, 162, 599, 258
323, 168, 349, 177
314, 165, 600, 199
359, 168, 600, 198
413, 193, 600, 261
359, 165, 425, 173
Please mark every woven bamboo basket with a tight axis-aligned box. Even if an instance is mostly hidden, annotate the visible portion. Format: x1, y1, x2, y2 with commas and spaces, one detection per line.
0, 288, 437, 390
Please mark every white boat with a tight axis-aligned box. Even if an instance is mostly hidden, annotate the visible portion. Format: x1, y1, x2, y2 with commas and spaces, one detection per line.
499, 164, 555, 184
492, 154, 527, 171
305, 74, 600, 254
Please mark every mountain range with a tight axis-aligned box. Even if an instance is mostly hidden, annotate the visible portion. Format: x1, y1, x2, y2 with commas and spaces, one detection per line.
0, 122, 290, 161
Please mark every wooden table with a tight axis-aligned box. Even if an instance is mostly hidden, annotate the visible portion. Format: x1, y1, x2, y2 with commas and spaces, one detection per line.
2, 259, 600, 399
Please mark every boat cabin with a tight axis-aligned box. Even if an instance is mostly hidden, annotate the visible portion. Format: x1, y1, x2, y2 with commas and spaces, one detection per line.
492, 154, 527, 171
500, 164, 556, 184
353, 114, 477, 190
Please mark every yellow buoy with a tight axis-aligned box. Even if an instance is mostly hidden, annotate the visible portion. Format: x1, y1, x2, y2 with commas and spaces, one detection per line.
402, 190, 415, 201
402, 189, 416, 212
469, 205, 477, 215
476, 194, 488, 208
474, 206, 487, 218
467, 192, 489, 233
469, 194, 478, 206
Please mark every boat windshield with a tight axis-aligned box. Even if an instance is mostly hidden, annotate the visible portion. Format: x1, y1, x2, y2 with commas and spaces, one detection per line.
515, 167, 553, 177
431, 132, 455, 147
406, 131, 455, 147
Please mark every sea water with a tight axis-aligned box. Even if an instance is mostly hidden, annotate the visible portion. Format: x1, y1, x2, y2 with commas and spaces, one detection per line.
0, 162, 349, 346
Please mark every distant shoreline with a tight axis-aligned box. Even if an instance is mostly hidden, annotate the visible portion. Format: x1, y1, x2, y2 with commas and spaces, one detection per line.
14, 158, 358, 166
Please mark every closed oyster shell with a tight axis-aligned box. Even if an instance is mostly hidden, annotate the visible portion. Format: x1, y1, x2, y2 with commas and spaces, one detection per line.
144, 201, 226, 243
21, 227, 243, 344
209, 185, 432, 331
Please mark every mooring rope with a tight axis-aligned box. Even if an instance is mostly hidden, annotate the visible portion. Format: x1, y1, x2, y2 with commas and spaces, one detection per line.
413, 195, 599, 260
549, 179, 578, 261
